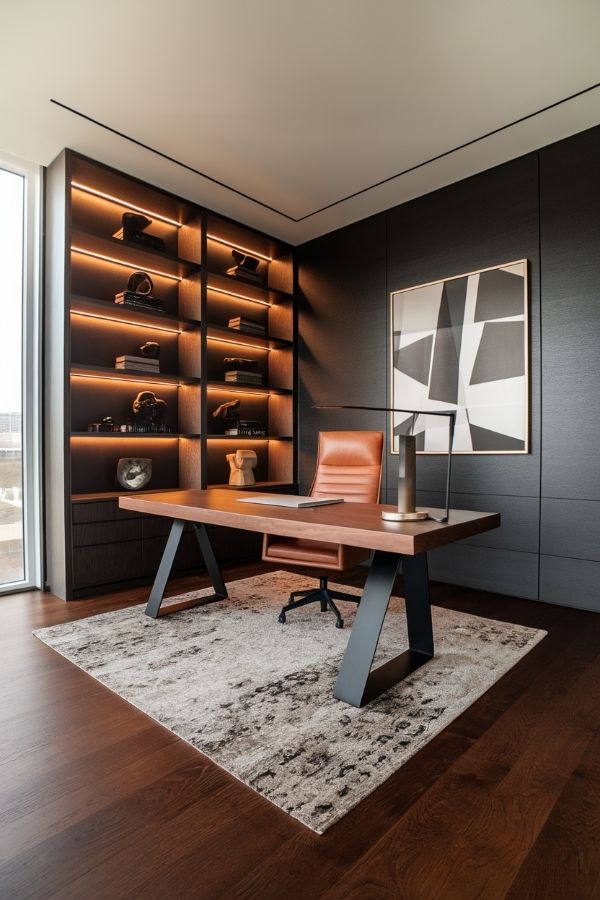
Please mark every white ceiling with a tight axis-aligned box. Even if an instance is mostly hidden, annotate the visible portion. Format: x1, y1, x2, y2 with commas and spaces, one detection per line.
2, 0, 600, 244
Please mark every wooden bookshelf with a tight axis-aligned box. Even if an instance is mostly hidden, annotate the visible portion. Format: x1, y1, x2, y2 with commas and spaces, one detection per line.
45, 150, 296, 599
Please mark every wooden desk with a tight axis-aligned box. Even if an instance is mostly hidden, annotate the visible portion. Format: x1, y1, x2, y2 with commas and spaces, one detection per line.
120, 489, 500, 707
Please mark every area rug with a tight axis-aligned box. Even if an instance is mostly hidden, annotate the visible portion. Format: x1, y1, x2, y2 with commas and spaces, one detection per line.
34, 572, 546, 833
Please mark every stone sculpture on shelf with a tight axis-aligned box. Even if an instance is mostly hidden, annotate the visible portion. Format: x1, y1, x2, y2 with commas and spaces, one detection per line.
227, 449, 257, 486
116, 458, 152, 491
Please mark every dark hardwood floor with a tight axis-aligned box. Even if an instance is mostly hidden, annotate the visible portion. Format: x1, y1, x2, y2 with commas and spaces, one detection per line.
1, 562, 599, 899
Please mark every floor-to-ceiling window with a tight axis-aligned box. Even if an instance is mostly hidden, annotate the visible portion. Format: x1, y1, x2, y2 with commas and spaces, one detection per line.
0, 154, 42, 591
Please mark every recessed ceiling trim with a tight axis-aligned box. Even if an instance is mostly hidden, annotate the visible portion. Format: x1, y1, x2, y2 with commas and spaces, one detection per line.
51, 80, 600, 225
50, 98, 297, 222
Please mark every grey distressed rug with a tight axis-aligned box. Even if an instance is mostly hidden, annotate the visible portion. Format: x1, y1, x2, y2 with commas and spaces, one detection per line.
34, 571, 546, 833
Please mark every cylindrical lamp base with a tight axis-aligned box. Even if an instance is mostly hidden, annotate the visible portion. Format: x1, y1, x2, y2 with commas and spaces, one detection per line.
381, 509, 429, 522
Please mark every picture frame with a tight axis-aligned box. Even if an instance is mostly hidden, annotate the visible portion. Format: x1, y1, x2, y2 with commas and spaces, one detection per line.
390, 259, 529, 454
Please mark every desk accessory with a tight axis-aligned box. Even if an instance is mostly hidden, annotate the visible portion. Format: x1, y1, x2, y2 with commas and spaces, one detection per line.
237, 494, 344, 508
315, 405, 455, 523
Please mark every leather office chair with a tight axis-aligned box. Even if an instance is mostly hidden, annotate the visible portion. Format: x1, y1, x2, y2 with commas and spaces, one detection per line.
262, 430, 384, 628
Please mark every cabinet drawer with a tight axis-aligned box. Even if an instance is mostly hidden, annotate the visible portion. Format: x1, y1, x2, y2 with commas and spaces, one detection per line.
72, 499, 142, 524
72, 541, 142, 590
73, 518, 143, 547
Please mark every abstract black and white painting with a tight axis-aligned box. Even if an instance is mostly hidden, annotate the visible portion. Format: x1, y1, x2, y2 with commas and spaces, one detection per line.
390, 260, 529, 454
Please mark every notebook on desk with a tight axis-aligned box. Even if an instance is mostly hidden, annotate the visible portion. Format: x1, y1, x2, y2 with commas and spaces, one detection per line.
236, 494, 345, 509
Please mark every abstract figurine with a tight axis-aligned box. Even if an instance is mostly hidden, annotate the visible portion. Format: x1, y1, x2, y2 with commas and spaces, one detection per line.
226, 449, 257, 486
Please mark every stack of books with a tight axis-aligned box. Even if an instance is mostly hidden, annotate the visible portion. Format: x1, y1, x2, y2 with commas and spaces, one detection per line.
228, 316, 266, 337
114, 291, 165, 314
115, 355, 160, 373
224, 369, 263, 386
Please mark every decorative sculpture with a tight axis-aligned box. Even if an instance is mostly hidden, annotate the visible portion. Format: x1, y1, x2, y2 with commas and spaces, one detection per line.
116, 458, 152, 491
127, 271, 153, 295
226, 449, 257, 486
132, 390, 167, 424
139, 341, 160, 358
212, 398, 241, 434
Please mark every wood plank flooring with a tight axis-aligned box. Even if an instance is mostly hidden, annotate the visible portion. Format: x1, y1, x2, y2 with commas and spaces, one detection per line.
1, 563, 599, 899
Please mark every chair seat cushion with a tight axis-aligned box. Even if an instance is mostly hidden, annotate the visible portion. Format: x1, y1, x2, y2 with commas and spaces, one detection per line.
263, 537, 369, 570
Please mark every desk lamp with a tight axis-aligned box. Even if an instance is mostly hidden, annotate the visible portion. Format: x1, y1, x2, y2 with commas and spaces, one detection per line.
314, 405, 456, 523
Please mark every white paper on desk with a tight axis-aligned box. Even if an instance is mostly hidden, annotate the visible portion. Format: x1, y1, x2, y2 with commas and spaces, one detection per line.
236, 495, 344, 508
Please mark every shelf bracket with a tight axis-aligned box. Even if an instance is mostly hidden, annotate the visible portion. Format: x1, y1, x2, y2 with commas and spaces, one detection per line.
145, 519, 228, 618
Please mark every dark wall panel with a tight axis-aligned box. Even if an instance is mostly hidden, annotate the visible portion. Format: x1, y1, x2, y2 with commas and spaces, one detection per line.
298, 213, 387, 493
428, 546, 539, 601
540, 127, 600, 501
541, 499, 600, 562
539, 556, 600, 613
417, 491, 539, 554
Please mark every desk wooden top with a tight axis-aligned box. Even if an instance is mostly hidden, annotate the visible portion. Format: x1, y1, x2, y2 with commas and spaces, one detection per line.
119, 489, 500, 556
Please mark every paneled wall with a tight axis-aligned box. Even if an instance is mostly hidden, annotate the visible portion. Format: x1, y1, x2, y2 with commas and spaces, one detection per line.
297, 125, 600, 611
538, 128, 600, 610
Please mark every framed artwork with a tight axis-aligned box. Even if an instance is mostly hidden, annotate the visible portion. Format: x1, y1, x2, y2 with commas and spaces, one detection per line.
390, 259, 529, 454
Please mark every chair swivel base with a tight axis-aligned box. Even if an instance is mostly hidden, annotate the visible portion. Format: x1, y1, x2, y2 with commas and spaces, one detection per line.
277, 577, 360, 629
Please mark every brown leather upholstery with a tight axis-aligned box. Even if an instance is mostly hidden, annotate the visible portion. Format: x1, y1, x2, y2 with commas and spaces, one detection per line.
262, 431, 383, 571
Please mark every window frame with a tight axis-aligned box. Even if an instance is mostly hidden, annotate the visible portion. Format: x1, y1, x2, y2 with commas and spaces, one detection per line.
0, 152, 43, 593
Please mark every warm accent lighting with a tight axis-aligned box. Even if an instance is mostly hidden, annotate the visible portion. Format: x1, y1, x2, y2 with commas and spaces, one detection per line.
70, 435, 180, 442
208, 285, 270, 307
207, 233, 272, 262
207, 336, 270, 352
207, 386, 273, 397
70, 373, 183, 388
71, 182, 182, 227
71, 246, 182, 281
70, 310, 182, 334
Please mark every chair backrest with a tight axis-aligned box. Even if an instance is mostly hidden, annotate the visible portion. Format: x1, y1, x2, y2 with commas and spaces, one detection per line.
310, 431, 383, 504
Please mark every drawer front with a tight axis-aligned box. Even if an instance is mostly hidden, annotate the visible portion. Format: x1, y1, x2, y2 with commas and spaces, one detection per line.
73, 519, 143, 547
72, 541, 142, 590
72, 499, 143, 524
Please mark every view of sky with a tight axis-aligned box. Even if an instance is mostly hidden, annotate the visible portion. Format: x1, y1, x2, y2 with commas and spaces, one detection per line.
0, 167, 23, 414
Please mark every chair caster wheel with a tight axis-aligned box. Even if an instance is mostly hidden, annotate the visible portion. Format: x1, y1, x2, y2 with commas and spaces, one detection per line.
278, 613, 286, 624
335, 620, 344, 629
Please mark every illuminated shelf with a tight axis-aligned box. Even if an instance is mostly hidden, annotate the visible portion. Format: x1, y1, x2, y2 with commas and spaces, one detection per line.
72, 487, 180, 503
206, 323, 292, 351
71, 181, 184, 228
207, 380, 291, 396
70, 295, 201, 331
71, 364, 201, 386
206, 434, 293, 441
71, 227, 201, 280
207, 271, 292, 305
206, 233, 272, 262
208, 481, 296, 491
71, 432, 201, 439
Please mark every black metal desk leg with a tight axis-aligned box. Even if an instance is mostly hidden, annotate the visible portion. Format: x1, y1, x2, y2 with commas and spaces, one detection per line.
333, 550, 400, 706
193, 523, 227, 597
333, 550, 434, 707
402, 552, 434, 657
145, 520, 228, 619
